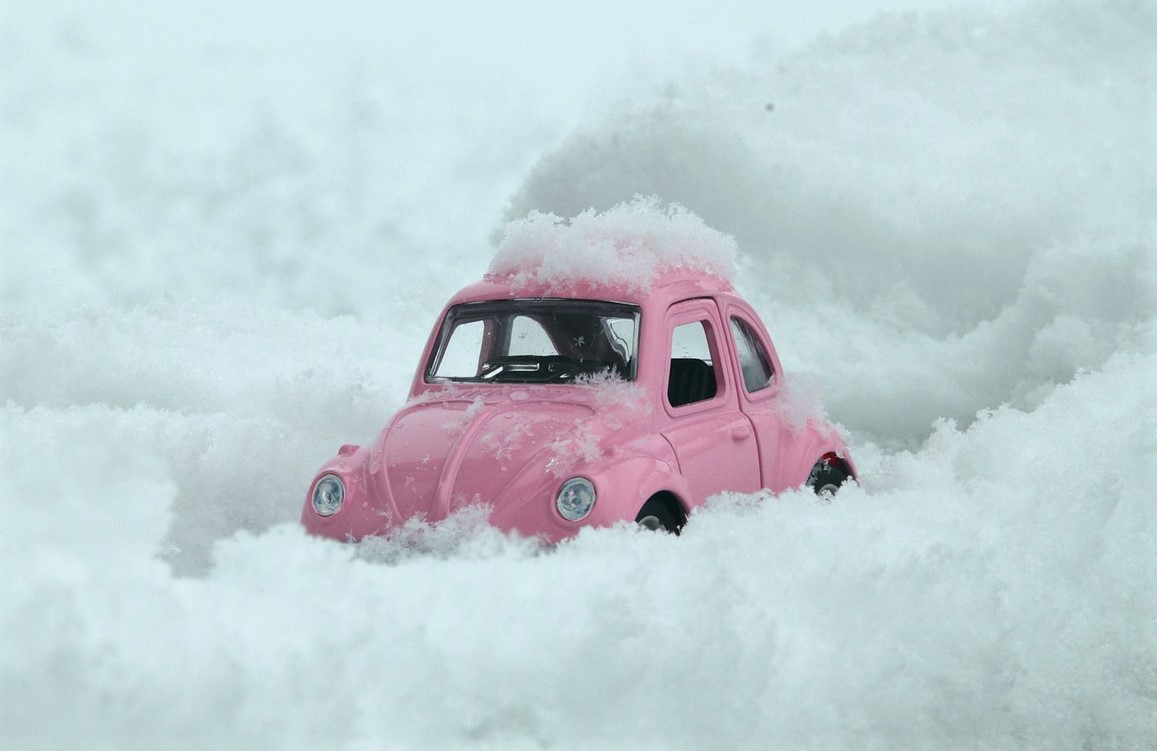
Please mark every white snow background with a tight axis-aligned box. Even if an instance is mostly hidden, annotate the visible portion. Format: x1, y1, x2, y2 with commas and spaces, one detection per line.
2, 0, 1155, 748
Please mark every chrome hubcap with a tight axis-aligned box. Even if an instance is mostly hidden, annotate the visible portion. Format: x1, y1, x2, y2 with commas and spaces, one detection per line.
817, 483, 839, 499
638, 515, 664, 531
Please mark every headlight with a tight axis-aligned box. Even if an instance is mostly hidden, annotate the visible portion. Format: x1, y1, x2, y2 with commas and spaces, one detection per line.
311, 474, 345, 516
556, 477, 596, 521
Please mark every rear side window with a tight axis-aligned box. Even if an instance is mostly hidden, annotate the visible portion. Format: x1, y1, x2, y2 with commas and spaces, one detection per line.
730, 317, 774, 392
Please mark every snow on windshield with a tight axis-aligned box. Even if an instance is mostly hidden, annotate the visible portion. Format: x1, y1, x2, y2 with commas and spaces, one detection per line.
488, 196, 738, 293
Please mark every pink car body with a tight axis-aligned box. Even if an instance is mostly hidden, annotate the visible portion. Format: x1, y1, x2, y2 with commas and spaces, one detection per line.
302, 269, 855, 543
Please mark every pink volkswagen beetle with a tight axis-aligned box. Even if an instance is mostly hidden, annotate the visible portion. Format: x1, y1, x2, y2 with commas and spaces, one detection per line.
302, 265, 855, 542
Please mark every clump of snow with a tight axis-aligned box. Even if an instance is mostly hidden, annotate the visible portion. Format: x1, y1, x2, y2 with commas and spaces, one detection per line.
544, 421, 603, 477
441, 395, 486, 436
480, 414, 536, 462
489, 196, 738, 293
544, 371, 651, 476
575, 369, 651, 423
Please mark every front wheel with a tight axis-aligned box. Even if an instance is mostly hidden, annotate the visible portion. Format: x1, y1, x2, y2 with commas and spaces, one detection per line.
635, 496, 683, 533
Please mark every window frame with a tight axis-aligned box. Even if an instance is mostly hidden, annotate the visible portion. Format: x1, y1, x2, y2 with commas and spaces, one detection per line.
729, 315, 776, 394
425, 299, 642, 384
722, 305, 780, 406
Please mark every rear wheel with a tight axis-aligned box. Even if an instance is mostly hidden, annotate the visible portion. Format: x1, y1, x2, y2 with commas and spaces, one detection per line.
635, 495, 684, 533
808, 459, 849, 499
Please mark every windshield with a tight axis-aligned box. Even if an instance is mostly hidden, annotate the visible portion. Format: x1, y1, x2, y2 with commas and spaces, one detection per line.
426, 300, 641, 383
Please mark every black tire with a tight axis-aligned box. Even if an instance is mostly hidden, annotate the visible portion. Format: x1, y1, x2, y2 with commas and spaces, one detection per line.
635, 496, 683, 533
808, 460, 848, 499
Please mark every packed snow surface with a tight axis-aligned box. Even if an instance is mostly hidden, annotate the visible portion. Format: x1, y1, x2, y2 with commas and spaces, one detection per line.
2, 1, 1155, 749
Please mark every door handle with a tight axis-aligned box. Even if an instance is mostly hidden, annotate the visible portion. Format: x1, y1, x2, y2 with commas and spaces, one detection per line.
731, 424, 751, 441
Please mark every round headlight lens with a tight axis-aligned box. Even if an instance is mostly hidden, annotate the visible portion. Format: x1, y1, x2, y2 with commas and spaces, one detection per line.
311, 474, 345, 516
556, 477, 596, 521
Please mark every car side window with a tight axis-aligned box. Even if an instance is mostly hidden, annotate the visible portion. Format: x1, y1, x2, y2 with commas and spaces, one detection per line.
668, 321, 718, 407
730, 317, 774, 392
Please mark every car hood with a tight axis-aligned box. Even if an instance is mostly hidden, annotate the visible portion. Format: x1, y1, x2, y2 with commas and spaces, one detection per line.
367, 389, 647, 523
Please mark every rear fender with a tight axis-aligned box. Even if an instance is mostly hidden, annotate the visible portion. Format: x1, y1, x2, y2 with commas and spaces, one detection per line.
790, 429, 856, 488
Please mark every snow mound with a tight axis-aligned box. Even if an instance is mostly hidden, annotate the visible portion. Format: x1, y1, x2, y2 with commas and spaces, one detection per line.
488, 196, 737, 293
2, 349, 1154, 749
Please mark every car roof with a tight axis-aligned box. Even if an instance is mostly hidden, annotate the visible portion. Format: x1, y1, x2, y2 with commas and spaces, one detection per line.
447, 270, 738, 311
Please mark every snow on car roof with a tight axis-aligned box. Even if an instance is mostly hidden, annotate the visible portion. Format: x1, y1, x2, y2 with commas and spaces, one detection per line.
486, 196, 737, 296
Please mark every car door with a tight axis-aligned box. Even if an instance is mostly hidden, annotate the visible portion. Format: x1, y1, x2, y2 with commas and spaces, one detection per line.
722, 303, 798, 492
659, 299, 760, 504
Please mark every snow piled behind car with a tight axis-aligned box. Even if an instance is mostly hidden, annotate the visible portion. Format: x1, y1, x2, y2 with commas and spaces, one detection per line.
506, 0, 1157, 449
1, 1, 1155, 749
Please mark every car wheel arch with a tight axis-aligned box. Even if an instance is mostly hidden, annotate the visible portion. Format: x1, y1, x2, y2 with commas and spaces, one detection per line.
806, 451, 855, 496
634, 490, 688, 533
814, 450, 855, 482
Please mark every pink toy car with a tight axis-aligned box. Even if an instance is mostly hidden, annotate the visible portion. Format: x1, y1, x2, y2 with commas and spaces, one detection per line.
302, 263, 855, 542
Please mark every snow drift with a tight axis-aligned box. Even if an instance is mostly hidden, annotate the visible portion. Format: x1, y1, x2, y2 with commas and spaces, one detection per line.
1, 0, 1155, 749
507, 0, 1156, 448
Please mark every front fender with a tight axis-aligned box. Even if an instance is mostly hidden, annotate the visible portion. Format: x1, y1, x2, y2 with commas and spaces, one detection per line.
301, 444, 393, 541
584, 453, 690, 526
487, 438, 687, 542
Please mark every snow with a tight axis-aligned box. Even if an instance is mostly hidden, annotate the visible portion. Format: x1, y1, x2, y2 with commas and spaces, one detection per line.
575, 370, 651, 420
2, 0, 1155, 749
489, 198, 738, 293
443, 396, 488, 437
508, 0, 1157, 448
